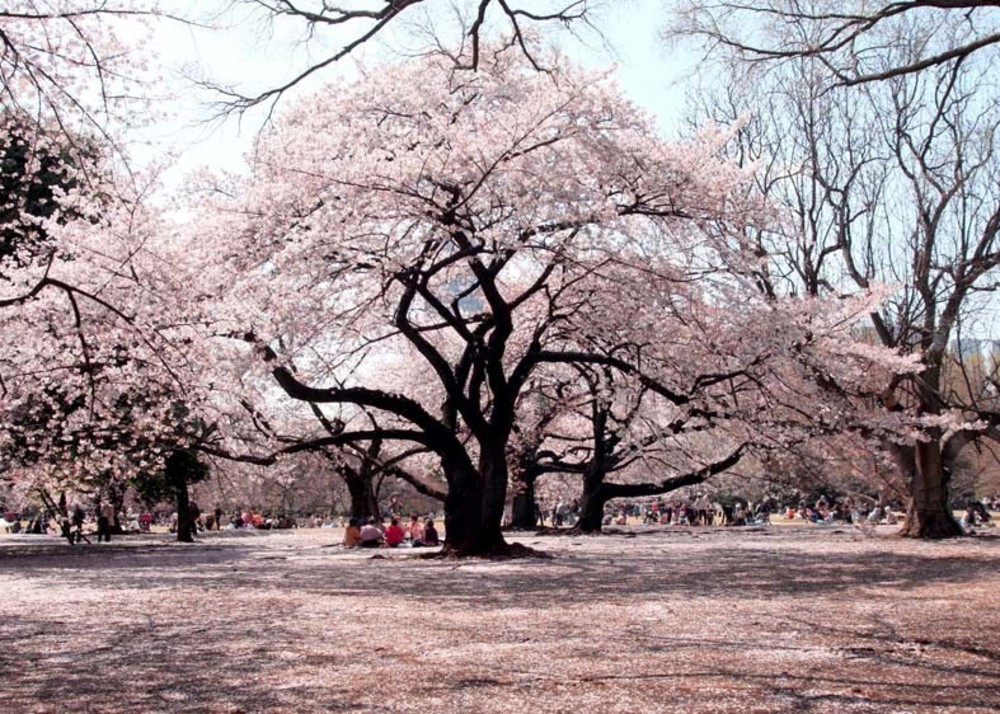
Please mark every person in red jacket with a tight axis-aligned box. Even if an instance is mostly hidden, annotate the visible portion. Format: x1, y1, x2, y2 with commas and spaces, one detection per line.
384, 517, 405, 547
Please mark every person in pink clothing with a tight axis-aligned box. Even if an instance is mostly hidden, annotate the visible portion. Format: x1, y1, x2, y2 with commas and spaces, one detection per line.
359, 518, 383, 548
407, 514, 424, 544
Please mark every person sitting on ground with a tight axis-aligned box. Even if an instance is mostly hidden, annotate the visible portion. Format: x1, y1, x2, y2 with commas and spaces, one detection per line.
126, 513, 142, 534
732, 503, 747, 526
422, 518, 440, 546
343, 518, 362, 547
384, 517, 405, 547
961, 502, 991, 532
971, 501, 992, 526
5, 513, 21, 533
359, 518, 383, 548
962, 505, 978, 532
407, 514, 424, 544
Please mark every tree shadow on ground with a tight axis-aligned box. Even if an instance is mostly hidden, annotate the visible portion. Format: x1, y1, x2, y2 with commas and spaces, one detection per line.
3, 529, 997, 605
3, 608, 998, 714
0, 610, 355, 713
2, 529, 999, 713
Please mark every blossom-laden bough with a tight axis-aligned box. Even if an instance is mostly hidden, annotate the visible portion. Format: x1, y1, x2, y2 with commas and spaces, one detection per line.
191, 39, 918, 556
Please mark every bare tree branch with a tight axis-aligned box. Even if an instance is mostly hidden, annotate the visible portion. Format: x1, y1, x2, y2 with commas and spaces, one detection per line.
222, 0, 595, 113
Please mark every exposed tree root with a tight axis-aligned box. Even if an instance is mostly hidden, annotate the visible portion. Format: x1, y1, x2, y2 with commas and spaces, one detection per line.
897, 513, 964, 539
420, 541, 553, 560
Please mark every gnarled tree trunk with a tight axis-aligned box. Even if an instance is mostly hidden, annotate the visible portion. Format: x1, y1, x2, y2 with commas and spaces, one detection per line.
896, 360, 963, 539
573, 471, 609, 534
509, 473, 539, 530
899, 438, 963, 538
441, 451, 509, 556
344, 472, 379, 521
173, 477, 196, 543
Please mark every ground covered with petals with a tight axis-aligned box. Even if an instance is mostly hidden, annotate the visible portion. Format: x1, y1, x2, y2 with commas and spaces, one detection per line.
2, 526, 999, 713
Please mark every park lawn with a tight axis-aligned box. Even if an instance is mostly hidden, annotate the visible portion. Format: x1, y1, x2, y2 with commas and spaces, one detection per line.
1, 526, 998, 713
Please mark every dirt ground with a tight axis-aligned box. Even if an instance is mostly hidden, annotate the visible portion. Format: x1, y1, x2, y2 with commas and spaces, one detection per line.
2, 525, 999, 713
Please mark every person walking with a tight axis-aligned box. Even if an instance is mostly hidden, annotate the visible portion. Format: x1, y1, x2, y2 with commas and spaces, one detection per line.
71, 504, 90, 544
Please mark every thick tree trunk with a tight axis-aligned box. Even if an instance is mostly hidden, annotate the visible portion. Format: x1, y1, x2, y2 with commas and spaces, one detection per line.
345, 474, 379, 521
573, 467, 611, 534
509, 475, 539, 530
443, 486, 504, 555
899, 439, 963, 538
174, 479, 195, 544
441, 452, 509, 556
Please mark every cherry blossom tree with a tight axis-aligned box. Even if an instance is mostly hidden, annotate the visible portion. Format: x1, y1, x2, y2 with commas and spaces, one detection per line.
253, 400, 447, 519
192, 41, 785, 555
0, 129, 153, 491
196, 343, 450, 519
194, 36, 926, 554
514, 257, 919, 532
0, 125, 233, 545
0, 3, 210, 527
0, 2, 189, 148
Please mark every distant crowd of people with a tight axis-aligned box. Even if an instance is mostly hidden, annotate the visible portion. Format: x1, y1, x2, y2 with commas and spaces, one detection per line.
1, 503, 141, 542
512, 493, 1000, 531
207, 509, 297, 531
5, 492, 997, 541
0, 502, 302, 541
526, 495, 772, 528
784, 497, 899, 526
617, 495, 749, 526
784, 495, 996, 532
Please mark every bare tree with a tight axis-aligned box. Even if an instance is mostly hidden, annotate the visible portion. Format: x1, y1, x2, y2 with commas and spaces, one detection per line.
687, 27, 1000, 536
672, 0, 1000, 86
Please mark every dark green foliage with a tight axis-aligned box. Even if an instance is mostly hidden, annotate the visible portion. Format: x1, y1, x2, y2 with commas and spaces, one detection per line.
0, 118, 81, 270
132, 448, 209, 511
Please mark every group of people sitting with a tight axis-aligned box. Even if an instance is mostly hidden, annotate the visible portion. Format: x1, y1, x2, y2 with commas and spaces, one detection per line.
343, 515, 440, 548
783, 498, 899, 526
961, 501, 994, 531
